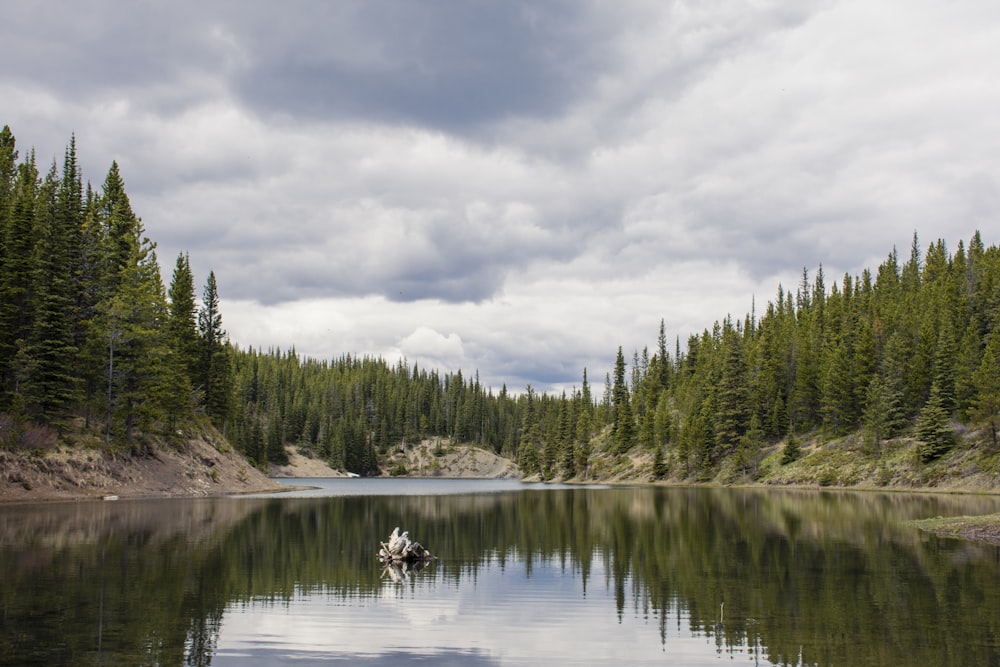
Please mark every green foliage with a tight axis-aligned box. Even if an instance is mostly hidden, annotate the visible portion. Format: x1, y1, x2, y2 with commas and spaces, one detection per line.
4, 122, 1000, 486
0, 125, 240, 445
781, 432, 801, 465
611, 347, 636, 453
651, 442, 668, 480
916, 383, 953, 463
861, 373, 905, 456
971, 333, 1000, 448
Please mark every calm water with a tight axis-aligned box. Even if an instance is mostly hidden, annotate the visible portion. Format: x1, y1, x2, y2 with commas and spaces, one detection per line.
3, 480, 1000, 666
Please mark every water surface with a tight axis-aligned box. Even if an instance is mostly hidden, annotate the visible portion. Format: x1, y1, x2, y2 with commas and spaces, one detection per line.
3, 481, 1000, 666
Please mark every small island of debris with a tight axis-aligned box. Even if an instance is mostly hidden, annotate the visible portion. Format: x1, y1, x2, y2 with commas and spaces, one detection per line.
379, 527, 435, 563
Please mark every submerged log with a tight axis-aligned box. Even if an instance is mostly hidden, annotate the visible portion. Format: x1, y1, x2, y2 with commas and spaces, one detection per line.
378, 526, 435, 563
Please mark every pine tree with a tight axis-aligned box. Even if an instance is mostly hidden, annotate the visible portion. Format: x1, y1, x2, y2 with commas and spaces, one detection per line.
971, 334, 1000, 449
713, 326, 749, 451
780, 430, 800, 465
198, 271, 233, 424
612, 347, 635, 453
0, 126, 16, 210
954, 321, 983, 420
861, 373, 905, 456
652, 441, 668, 480
820, 339, 853, 434
0, 152, 37, 408
24, 157, 81, 421
101, 235, 170, 442
916, 383, 953, 462
167, 253, 199, 378
656, 318, 670, 390
736, 412, 764, 477
932, 315, 958, 414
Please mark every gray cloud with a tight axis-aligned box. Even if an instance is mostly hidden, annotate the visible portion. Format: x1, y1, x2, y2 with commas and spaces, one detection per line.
4, 0, 1000, 392
221, 1, 616, 135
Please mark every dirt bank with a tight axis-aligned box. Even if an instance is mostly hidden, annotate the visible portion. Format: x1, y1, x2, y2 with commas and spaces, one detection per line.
268, 445, 351, 478
382, 439, 520, 478
0, 432, 284, 504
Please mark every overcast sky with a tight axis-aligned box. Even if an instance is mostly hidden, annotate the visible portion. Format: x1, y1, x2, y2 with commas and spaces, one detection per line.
4, 1, 998, 394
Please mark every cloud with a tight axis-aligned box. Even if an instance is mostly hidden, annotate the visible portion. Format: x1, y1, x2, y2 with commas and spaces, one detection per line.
3, 0, 1000, 393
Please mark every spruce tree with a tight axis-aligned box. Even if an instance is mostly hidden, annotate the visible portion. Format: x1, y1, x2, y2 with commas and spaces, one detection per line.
971, 334, 1000, 449
167, 253, 199, 378
198, 271, 233, 424
656, 318, 670, 390
713, 327, 749, 451
916, 383, 953, 462
737, 412, 764, 477
612, 347, 636, 453
24, 158, 80, 421
0, 153, 38, 408
652, 441, 668, 480
102, 236, 170, 442
861, 373, 904, 456
780, 430, 800, 465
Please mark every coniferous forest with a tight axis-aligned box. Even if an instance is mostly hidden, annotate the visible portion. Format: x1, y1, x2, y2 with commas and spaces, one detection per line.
2, 126, 1000, 481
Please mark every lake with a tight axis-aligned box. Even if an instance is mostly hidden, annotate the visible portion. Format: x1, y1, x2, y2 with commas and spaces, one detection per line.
3, 480, 1000, 666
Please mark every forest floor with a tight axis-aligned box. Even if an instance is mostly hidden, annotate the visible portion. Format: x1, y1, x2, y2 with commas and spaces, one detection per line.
0, 418, 284, 504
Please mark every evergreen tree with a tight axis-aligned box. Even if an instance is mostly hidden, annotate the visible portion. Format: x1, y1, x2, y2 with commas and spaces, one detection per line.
0, 125, 16, 210
932, 315, 958, 414
611, 347, 635, 453
656, 318, 670, 390
780, 430, 800, 465
971, 334, 1000, 448
954, 321, 983, 420
651, 441, 668, 480
916, 383, 953, 462
736, 412, 764, 477
652, 391, 671, 451
23, 157, 80, 421
167, 253, 199, 379
820, 339, 853, 434
861, 373, 905, 456
198, 271, 233, 424
0, 152, 38, 409
713, 326, 748, 451
100, 234, 170, 442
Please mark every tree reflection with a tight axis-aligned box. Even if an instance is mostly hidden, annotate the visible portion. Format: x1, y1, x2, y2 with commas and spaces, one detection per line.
2, 488, 1000, 666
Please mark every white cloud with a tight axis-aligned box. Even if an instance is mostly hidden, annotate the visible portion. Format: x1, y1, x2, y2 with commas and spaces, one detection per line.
3, 0, 999, 393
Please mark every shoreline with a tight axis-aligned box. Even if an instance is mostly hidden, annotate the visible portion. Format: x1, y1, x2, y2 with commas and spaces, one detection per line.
7, 439, 1000, 548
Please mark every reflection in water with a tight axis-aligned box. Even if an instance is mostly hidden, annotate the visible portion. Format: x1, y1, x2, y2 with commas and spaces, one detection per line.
2, 484, 1000, 666
381, 557, 433, 583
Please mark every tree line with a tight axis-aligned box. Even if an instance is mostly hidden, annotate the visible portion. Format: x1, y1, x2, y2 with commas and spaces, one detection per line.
0, 126, 232, 448
621, 230, 1000, 479
221, 233, 1000, 480
3, 124, 999, 480
0, 125, 600, 471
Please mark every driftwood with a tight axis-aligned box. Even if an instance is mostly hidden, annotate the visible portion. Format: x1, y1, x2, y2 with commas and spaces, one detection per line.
378, 527, 435, 563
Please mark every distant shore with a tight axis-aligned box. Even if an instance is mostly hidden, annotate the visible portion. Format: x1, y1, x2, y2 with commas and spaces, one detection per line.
7, 435, 1000, 550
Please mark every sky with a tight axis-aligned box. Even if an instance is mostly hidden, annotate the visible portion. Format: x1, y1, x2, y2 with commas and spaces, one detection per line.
3, 0, 999, 394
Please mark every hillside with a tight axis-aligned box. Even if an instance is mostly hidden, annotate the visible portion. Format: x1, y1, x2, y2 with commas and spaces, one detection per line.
572, 424, 1000, 492
380, 438, 520, 479
0, 419, 285, 503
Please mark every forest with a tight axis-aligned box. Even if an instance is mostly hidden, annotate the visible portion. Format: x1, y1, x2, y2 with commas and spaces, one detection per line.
2, 125, 999, 481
